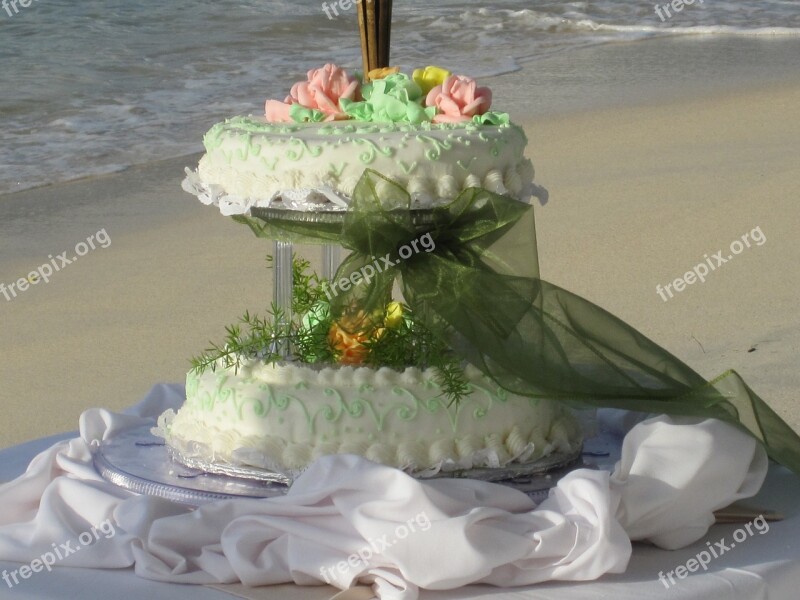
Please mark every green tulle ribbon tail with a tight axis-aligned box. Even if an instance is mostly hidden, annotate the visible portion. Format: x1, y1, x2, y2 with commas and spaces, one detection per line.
238, 169, 800, 474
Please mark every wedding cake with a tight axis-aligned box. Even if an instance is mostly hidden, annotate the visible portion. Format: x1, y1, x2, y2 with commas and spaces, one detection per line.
156, 64, 582, 476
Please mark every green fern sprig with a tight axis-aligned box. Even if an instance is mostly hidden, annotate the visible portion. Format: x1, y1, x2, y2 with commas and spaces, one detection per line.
192, 254, 470, 405
190, 306, 292, 375
363, 305, 470, 404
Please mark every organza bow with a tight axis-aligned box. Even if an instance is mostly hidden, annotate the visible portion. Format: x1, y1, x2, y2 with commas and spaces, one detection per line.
236, 169, 800, 473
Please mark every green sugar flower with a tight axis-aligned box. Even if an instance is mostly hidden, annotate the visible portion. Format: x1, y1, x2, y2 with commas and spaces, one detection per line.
342, 73, 436, 124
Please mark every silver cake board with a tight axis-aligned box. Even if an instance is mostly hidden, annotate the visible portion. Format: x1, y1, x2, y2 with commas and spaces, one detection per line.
94, 424, 620, 507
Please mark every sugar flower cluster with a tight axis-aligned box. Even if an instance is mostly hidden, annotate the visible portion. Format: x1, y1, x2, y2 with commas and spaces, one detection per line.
265, 64, 498, 125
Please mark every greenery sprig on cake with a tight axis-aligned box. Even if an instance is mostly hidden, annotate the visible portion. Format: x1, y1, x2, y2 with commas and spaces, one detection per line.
190, 256, 470, 404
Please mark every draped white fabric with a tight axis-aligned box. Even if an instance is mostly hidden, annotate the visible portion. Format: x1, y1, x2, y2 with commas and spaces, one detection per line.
0, 384, 767, 599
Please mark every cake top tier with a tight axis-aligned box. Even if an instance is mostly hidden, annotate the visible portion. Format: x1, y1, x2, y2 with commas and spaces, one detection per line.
183, 64, 539, 214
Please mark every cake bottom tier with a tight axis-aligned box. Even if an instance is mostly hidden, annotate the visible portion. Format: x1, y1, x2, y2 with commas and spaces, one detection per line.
154, 361, 583, 475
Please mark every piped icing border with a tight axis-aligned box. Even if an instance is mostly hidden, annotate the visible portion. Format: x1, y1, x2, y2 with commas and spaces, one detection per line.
156, 409, 580, 477
153, 362, 583, 477
182, 160, 540, 216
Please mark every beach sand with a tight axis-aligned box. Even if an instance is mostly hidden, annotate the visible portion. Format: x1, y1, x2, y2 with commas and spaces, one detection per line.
1, 42, 799, 448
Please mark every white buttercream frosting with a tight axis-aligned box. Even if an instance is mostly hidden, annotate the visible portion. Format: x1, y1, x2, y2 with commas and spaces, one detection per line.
182, 116, 540, 215
153, 359, 582, 475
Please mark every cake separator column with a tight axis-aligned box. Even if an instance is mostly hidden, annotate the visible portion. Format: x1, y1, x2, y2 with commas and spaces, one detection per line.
273, 240, 293, 358
322, 245, 342, 281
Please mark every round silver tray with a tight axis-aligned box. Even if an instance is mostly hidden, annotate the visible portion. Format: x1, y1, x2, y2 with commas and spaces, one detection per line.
94, 425, 620, 506
168, 443, 584, 485
93, 426, 288, 504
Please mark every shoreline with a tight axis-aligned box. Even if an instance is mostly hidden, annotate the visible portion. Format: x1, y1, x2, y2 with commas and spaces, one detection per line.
495, 34, 800, 120
4, 35, 800, 200
1, 48, 799, 448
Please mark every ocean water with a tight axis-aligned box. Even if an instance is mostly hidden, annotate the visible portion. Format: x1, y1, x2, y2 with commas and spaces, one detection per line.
1, 0, 798, 195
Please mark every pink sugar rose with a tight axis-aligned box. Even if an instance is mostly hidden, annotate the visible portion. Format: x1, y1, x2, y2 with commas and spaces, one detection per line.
426, 75, 493, 124
265, 63, 360, 122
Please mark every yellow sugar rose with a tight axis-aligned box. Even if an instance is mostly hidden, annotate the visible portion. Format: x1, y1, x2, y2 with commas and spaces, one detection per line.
385, 301, 404, 329
412, 66, 452, 96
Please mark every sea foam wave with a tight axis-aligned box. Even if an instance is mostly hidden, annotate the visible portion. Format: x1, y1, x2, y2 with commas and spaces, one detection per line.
1, 0, 798, 195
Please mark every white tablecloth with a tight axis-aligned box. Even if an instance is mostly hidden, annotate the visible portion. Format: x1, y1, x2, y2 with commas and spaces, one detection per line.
1, 414, 799, 600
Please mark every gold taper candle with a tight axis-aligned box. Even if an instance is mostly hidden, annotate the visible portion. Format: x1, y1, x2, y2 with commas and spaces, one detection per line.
366, 0, 378, 73
377, 0, 392, 68
357, 0, 371, 76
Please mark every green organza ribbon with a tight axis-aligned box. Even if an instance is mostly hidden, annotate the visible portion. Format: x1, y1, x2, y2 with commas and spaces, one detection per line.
236, 169, 800, 473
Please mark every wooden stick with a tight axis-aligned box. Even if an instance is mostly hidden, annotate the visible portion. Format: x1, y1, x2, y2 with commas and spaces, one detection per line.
366, 0, 378, 74
386, 0, 393, 66
357, 0, 370, 77
375, 0, 381, 67
714, 504, 784, 523
377, 0, 392, 68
